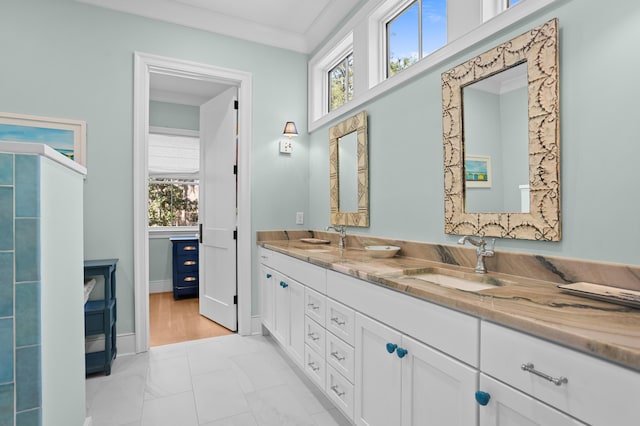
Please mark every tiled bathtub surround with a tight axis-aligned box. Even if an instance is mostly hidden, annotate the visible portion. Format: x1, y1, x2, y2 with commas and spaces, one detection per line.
257, 230, 640, 371
0, 153, 42, 426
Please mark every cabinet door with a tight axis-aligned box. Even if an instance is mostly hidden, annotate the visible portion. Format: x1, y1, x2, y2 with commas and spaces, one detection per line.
272, 273, 290, 345
478, 375, 586, 426
355, 313, 402, 426
288, 279, 305, 367
401, 335, 477, 426
259, 264, 275, 331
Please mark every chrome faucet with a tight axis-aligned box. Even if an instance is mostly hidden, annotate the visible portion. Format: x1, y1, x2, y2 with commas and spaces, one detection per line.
326, 225, 347, 249
458, 235, 495, 274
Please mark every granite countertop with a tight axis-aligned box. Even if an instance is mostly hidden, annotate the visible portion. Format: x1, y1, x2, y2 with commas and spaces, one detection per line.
258, 239, 640, 372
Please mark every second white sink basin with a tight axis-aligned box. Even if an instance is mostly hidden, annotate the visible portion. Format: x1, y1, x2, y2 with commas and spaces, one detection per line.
410, 273, 500, 292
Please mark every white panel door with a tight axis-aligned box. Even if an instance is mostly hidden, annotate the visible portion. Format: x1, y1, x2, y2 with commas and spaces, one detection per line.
354, 313, 402, 426
199, 86, 238, 331
272, 272, 290, 345
401, 335, 477, 426
259, 264, 275, 331
287, 279, 305, 367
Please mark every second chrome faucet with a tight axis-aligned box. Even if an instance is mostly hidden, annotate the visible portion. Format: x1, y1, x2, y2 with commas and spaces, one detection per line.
326, 225, 347, 249
458, 235, 495, 274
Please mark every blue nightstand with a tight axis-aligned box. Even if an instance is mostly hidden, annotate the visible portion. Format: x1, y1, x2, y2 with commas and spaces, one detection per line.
84, 258, 118, 375
170, 236, 199, 299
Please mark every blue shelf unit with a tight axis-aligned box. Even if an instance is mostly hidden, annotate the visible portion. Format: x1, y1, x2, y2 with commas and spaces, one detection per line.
170, 236, 199, 300
84, 258, 118, 375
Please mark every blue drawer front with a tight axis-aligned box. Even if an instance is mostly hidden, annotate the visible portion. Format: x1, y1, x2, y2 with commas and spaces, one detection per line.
174, 241, 199, 256
85, 299, 116, 336
175, 258, 198, 274
175, 273, 198, 289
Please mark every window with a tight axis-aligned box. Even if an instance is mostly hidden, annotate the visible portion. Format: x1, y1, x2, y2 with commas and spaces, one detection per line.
329, 52, 354, 112
508, 0, 522, 6
147, 130, 200, 228
148, 178, 199, 227
386, 0, 447, 77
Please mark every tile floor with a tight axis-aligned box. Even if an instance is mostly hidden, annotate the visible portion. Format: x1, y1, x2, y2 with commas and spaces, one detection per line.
86, 334, 352, 426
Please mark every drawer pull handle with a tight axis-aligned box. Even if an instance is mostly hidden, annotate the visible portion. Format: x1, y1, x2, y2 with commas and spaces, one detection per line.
183, 246, 196, 251
307, 361, 320, 372
307, 332, 320, 341
331, 385, 345, 397
475, 390, 491, 406
521, 363, 568, 386
386, 343, 397, 354
331, 351, 345, 361
184, 277, 197, 282
330, 317, 346, 326
183, 260, 197, 266
266, 273, 272, 278
396, 347, 408, 359
307, 303, 320, 311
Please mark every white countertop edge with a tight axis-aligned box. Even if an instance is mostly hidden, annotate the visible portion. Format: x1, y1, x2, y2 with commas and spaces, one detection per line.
0, 141, 87, 176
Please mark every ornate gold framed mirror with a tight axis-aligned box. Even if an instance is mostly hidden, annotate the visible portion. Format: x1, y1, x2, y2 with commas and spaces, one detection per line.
442, 18, 560, 241
329, 110, 369, 227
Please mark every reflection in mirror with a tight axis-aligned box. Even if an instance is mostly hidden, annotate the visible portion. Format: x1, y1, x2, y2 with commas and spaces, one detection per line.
464, 62, 529, 213
329, 110, 369, 227
338, 131, 359, 212
442, 18, 560, 241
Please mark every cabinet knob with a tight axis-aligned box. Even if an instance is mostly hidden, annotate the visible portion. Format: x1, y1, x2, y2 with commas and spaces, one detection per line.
386, 343, 397, 354
266, 273, 272, 278
475, 390, 491, 406
280, 281, 288, 288
396, 347, 408, 358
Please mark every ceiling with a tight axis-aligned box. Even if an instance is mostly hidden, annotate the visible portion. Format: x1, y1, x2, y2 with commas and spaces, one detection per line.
77, 0, 362, 54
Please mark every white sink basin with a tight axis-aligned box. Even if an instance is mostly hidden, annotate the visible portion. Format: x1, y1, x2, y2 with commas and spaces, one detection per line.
410, 273, 500, 292
364, 245, 401, 258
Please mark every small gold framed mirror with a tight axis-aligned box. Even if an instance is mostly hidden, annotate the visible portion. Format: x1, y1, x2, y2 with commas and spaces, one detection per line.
329, 110, 369, 227
442, 18, 560, 241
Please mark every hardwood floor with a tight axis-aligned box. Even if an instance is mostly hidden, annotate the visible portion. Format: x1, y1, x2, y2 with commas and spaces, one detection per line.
149, 292, 233, 347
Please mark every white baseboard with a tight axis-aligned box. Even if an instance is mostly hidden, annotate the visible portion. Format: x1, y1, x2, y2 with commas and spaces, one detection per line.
251, 315, 262, 335
149, 279, 172, 293
84, 416, 93, 426
85, 332, 136, 356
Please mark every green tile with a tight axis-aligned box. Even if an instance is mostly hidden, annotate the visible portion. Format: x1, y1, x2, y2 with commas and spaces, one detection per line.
0, 384, 14, 426
0, 319, 12, 384
16, 408, 40, 426
16, 346, 41, 412
0, 154, 12, 185
0, 253, 12, 317
15, 283, 40, 347
15, 155, 39, 219
15, 219, 39, 283
0, 187, 12, 251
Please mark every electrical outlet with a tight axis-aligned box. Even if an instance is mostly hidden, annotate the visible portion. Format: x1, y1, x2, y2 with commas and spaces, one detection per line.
279, 140, 293, 153
296, 212, 304, 225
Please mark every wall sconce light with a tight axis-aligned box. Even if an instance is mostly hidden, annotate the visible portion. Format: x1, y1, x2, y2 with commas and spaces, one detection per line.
280, 121, 298, 154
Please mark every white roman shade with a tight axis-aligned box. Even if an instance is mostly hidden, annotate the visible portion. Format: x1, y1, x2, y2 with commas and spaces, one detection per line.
148, 133, 199, 178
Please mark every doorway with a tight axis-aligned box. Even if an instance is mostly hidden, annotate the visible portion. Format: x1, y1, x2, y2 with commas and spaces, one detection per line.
133, 52, 253, 353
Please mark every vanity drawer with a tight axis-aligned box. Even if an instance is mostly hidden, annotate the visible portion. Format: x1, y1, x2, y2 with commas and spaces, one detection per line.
304, 344, 326, 390
259, 248, 326, 293
326, 364, 354, 421
174, 240, 199, 256
305, 287, 326, 326
481, 321, 640, 426
304, 316, 325, 355
326, 298, 355, 346
326, 331, 354, 383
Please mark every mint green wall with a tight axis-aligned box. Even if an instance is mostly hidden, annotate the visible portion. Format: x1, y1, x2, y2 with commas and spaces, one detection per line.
0, 0, 309, 334
149, 238, 172, 282
309, 0, 640, 267
149, 101, 199, 131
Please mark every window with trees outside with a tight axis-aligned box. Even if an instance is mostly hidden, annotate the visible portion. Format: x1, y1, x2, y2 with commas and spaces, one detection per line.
329, 52, 354, 112
387, 0, 447, 78
147, 131, 200, 228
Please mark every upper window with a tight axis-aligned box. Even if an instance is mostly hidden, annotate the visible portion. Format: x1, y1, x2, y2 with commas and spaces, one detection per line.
329, 52, 354, 112
147, 131, 200, 228
386, 0, 447, 78
509, 0, 522, 6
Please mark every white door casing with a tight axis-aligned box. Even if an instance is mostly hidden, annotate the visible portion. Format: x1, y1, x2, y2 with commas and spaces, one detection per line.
199, 87, 238, 331
133, 52, 253, 352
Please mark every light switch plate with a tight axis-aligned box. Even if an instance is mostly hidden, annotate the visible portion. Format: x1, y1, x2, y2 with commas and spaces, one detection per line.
296, 212, 304, 224
279, 140, 293, 153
